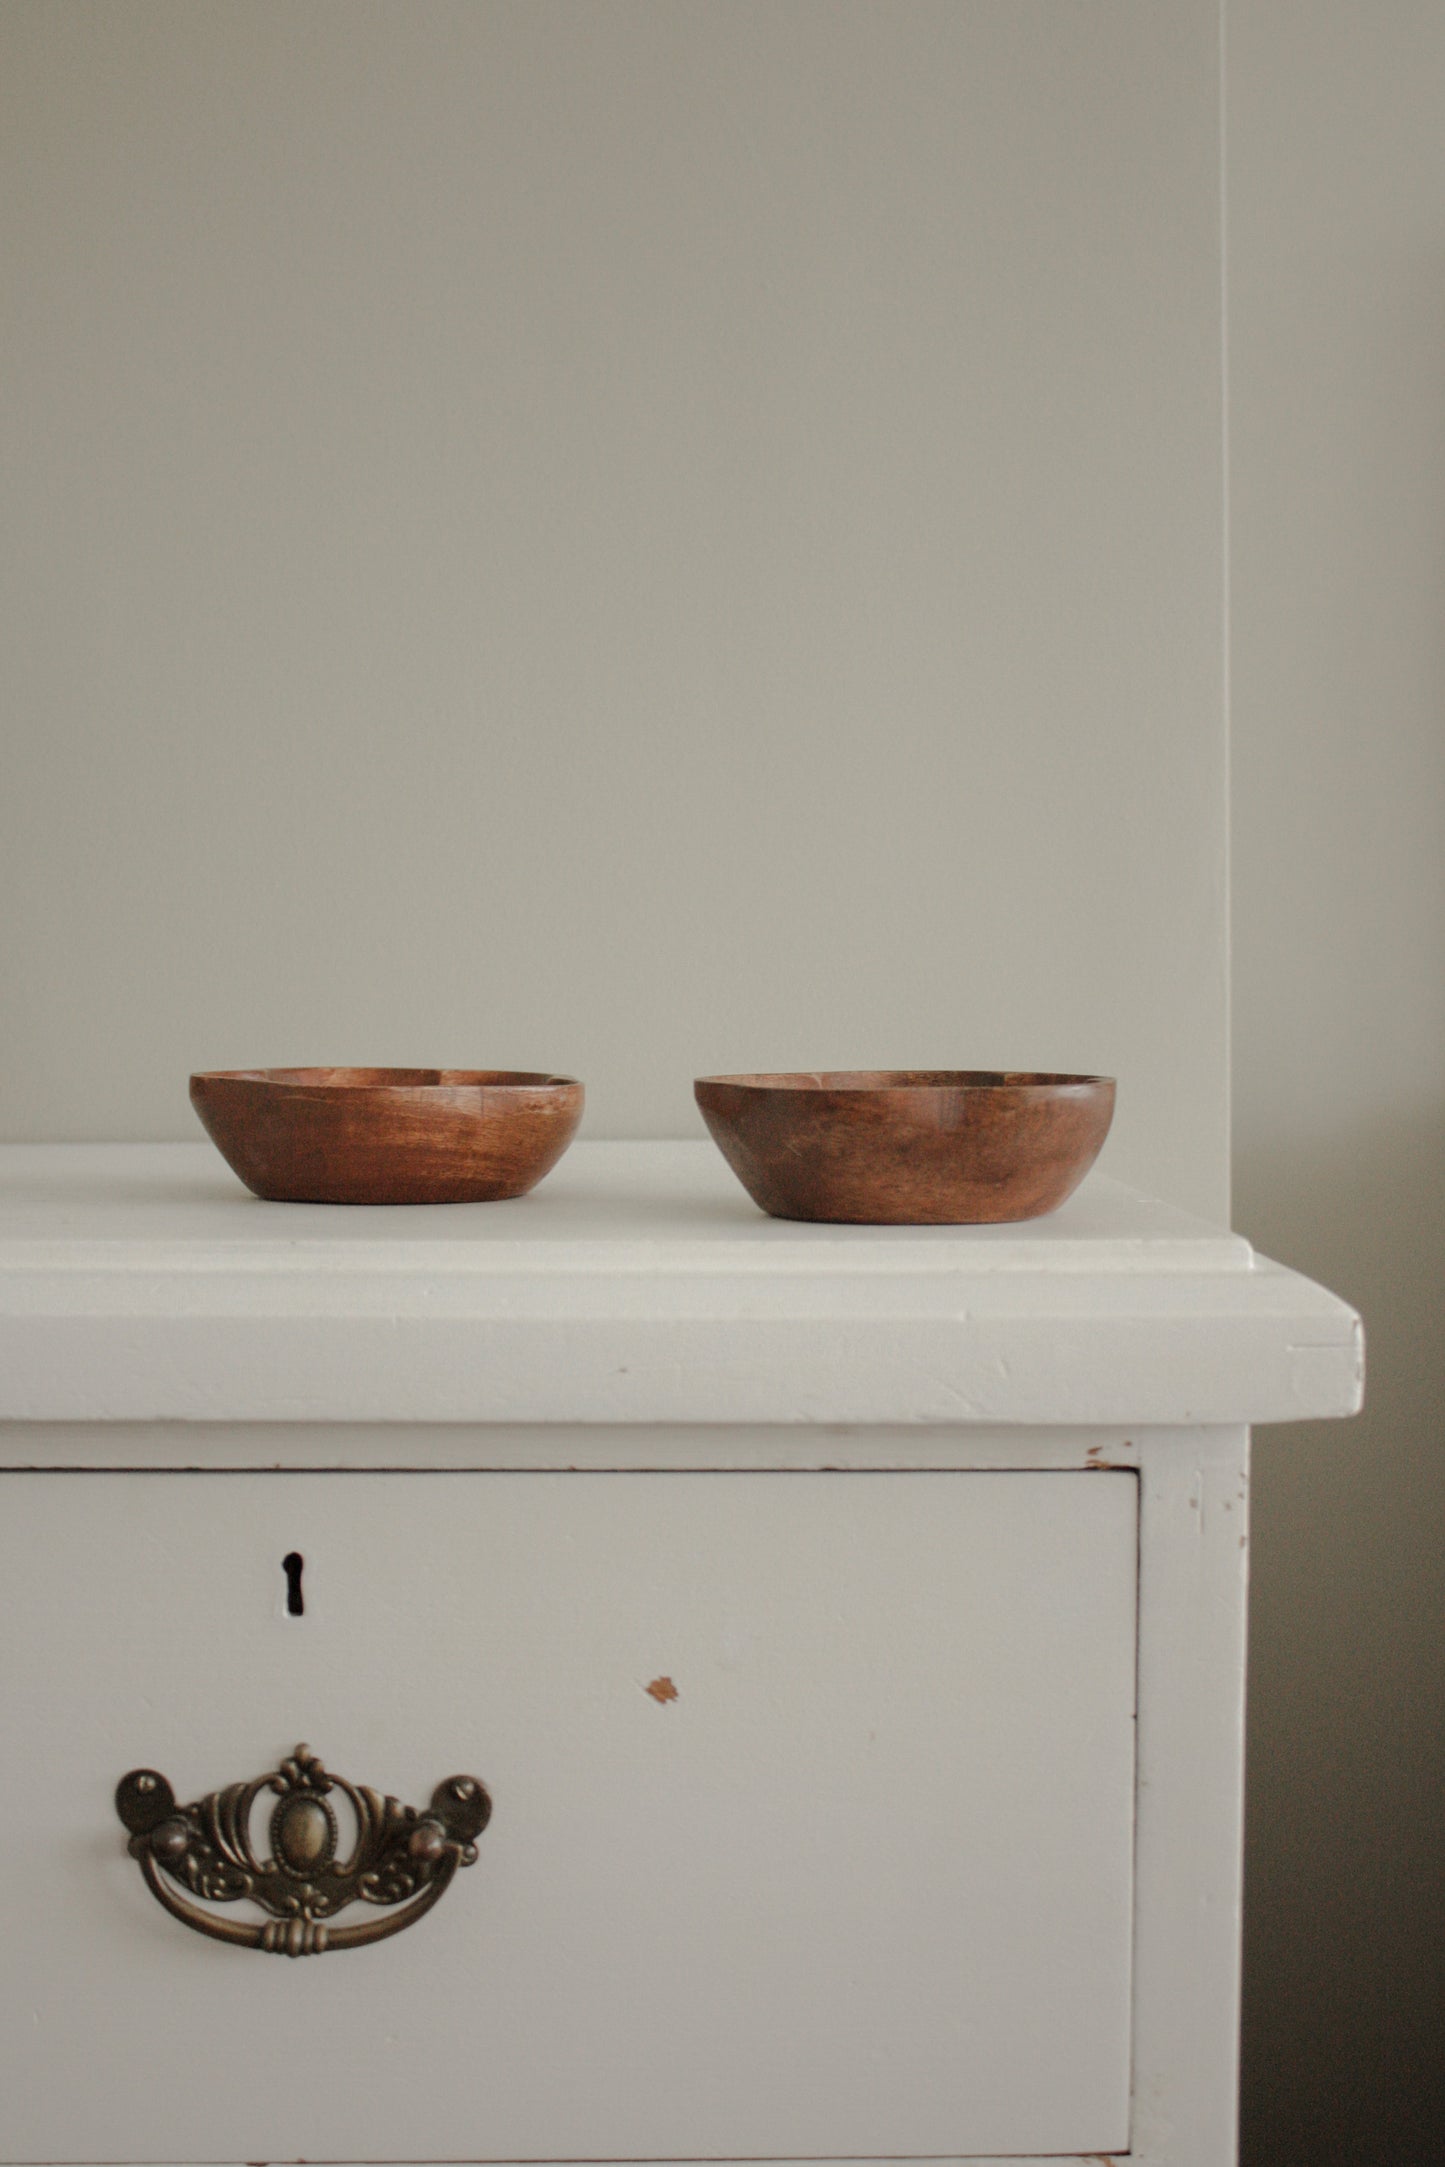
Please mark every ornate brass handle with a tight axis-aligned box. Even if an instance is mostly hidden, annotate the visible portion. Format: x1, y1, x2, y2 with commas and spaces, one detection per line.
116, 1744, 491, 1957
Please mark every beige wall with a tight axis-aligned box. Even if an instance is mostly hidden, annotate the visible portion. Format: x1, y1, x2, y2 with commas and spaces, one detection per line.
0, 0, 1228, 1215
1229, 4, 1445, 2157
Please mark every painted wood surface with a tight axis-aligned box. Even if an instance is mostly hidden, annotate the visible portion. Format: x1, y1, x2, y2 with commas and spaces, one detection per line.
0, 1469, 1136, 2163
0, 1142, 1346, 2165
0, 1144, 1361, 1425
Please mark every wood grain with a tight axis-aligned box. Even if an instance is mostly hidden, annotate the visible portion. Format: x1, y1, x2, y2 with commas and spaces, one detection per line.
694, 1070, 1116, 1224
190, 1067, 583, 1204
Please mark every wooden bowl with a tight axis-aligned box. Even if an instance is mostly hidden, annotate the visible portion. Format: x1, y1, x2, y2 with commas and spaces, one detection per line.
693, 1071, 1115, 1225
190, 1068, 584, 1204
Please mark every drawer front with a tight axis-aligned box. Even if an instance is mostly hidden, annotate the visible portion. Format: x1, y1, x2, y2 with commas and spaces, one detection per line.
0, 1469, 1136, 2162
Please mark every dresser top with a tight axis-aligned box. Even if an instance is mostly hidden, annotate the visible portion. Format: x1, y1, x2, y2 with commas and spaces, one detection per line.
0, 1140, 1247, 1270
0, 1143, 1361, 1427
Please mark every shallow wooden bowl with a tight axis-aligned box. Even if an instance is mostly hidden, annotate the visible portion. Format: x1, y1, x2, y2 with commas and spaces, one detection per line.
190, 1068, 584, 1204
693, 1071, 1115, 1225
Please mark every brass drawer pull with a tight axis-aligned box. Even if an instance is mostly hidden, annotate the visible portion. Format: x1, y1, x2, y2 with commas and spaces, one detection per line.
116, 1744, 491, 1957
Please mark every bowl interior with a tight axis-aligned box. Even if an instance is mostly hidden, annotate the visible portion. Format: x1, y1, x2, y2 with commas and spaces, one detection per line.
696, 1071, 1110, 1092
193, 1069, 576, 1090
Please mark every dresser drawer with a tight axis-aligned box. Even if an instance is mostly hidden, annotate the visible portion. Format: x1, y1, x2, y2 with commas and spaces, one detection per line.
0, 1468, 1136, 2163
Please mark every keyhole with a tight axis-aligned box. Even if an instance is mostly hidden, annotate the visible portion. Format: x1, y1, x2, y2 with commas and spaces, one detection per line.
282, 1553, 305, 1617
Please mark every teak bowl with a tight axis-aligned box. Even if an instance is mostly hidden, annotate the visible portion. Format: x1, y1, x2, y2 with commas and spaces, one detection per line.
694, 1071, 1115, 1225
190, 1068, 584, 1205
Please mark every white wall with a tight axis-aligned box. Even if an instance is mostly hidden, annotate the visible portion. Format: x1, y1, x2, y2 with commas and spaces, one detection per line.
1229, 3, 1445, 2156
0, 0, 1228, 1216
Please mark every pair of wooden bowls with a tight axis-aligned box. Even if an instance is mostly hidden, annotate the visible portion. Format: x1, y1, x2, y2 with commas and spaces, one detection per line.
190, 1068, 1115, 1225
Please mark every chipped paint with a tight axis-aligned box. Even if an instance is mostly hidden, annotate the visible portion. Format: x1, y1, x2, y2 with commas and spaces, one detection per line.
1084, 1440, 1135, 1471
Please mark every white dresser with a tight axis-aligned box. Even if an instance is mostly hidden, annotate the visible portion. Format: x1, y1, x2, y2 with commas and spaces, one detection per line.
0, 1142, 1361, 2167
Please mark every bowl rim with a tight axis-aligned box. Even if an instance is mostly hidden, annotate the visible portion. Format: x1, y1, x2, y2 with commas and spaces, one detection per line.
190, 1068, 582, 1092
694, 1070, 1114, 1093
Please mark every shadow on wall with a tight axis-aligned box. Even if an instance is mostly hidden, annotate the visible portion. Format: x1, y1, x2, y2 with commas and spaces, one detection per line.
1237, 1106, 1445, 2166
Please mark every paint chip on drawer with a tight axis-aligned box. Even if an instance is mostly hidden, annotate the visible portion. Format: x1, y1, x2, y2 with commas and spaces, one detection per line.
645, 1676, 679, 1703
